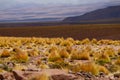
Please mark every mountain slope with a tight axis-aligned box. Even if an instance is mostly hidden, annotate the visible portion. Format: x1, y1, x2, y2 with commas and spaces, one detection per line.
63, 5, 120, 23
0, 18, 62, 23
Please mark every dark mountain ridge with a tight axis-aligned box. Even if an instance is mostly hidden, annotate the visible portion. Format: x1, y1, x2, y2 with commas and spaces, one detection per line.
63, 5, 120, 23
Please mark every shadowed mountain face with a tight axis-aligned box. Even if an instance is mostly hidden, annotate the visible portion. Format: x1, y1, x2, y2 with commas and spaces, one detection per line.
63, 5, 120, 23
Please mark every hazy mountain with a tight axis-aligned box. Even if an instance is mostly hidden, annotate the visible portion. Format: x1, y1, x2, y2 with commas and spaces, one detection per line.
63, 5, 120, 23
0, 18, 62, 23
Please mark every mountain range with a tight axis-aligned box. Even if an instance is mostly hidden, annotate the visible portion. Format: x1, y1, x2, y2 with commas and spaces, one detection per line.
0, 18, 61, 23
1, 5, 120, 23
63, 5, 120, 23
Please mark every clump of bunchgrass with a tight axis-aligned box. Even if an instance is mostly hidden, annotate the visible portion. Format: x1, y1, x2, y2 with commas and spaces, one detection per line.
80, 62, 99, 75
48, 50, 61, 62
98, 65, 109, 75
1, 49, 10, 57
12, 48, 29, 63
59, 48, 69, 58
96, 53, 110, 65
28, 49, 39, 57
69, 63, 81, 73
115, 57, 120, 65
70, 50, 90, 60
104, 48, 116, 57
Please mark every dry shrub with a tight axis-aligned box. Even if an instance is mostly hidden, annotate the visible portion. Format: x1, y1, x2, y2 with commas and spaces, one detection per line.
13, 49, 29, 63
96, 53, 110, 65
70, 50, 90, 60
81, 38, 90, 44
28, 49, 38, 57
104, 48, 116, 57
48, 50, 62, 62
59, 48, 69, 58
80, 62, 99, 75
115, 58, 120, 65
98, 66, 109, 74
69, 63, 81, 73
60, 40, 73, 47
1, 49, 10, 57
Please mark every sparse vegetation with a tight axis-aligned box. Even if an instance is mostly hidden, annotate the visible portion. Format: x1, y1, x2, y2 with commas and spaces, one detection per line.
0, 36, 120, 80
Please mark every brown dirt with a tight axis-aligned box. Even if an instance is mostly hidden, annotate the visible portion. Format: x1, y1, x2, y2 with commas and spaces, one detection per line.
0, 24, 120, 40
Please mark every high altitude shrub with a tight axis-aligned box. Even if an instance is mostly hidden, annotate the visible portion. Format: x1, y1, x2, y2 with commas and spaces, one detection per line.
81, 38, 90, 44
70, 50, 90, 60
28, 49, 39, 57
98, 66, 109, 74
104, 48, 116, 57
60, 40, 73, 46
96, 53, 110, 65
69, 63, 81, 73
91, 38, 97, 44
12, 49, 29, 63
1, 49, 10, 57
115, 58, 120, 65
117, 49, 120, 55
59, 48, 69, 58
79, 50, 90, 60
48, 50, 61, 62
80, 62, 99, 75
70, 50, 80, 60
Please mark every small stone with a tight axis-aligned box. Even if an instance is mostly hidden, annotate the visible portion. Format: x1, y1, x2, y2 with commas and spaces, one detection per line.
114, 73, 120, 78
13, 70, 27, 80
99, 72, 106, 77
0, 74, 4, 80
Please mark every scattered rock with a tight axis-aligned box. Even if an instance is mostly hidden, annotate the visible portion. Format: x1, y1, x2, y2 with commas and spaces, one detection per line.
114, 73, 120, 78
13, 70, 27, 80
0, 72, 15, 80
13, 69, 76, 80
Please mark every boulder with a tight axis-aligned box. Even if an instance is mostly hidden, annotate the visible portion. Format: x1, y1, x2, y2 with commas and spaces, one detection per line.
13, 69, 76, 80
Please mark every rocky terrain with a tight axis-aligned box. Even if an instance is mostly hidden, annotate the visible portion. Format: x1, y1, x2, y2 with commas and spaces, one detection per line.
0, 37, 120, 80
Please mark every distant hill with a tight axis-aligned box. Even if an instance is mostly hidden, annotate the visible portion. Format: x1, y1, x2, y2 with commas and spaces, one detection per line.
63, 5, 120, 23
0, 18, 62, 23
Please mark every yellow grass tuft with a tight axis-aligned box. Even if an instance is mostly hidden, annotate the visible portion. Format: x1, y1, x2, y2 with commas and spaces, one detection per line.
104, 48, 116, 57
115, 58, 120, 65
28, 49, 39, 57
48, 50, 61, 62
1, 49, 10, 57
96, 53, 111, 65
70, 50, 90, 60
80, 62, 99, 75
70, 63, 81, 73
13, 50, 29, 63
98, 66, 109, 74
59, 48, 69, 58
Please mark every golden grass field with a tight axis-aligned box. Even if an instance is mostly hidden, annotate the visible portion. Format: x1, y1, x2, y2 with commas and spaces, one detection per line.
0, 37, 120, 80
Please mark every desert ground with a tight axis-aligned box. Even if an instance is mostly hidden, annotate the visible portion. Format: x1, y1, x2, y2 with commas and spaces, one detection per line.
0, 24, 120, 80
0, 24, 120, 40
